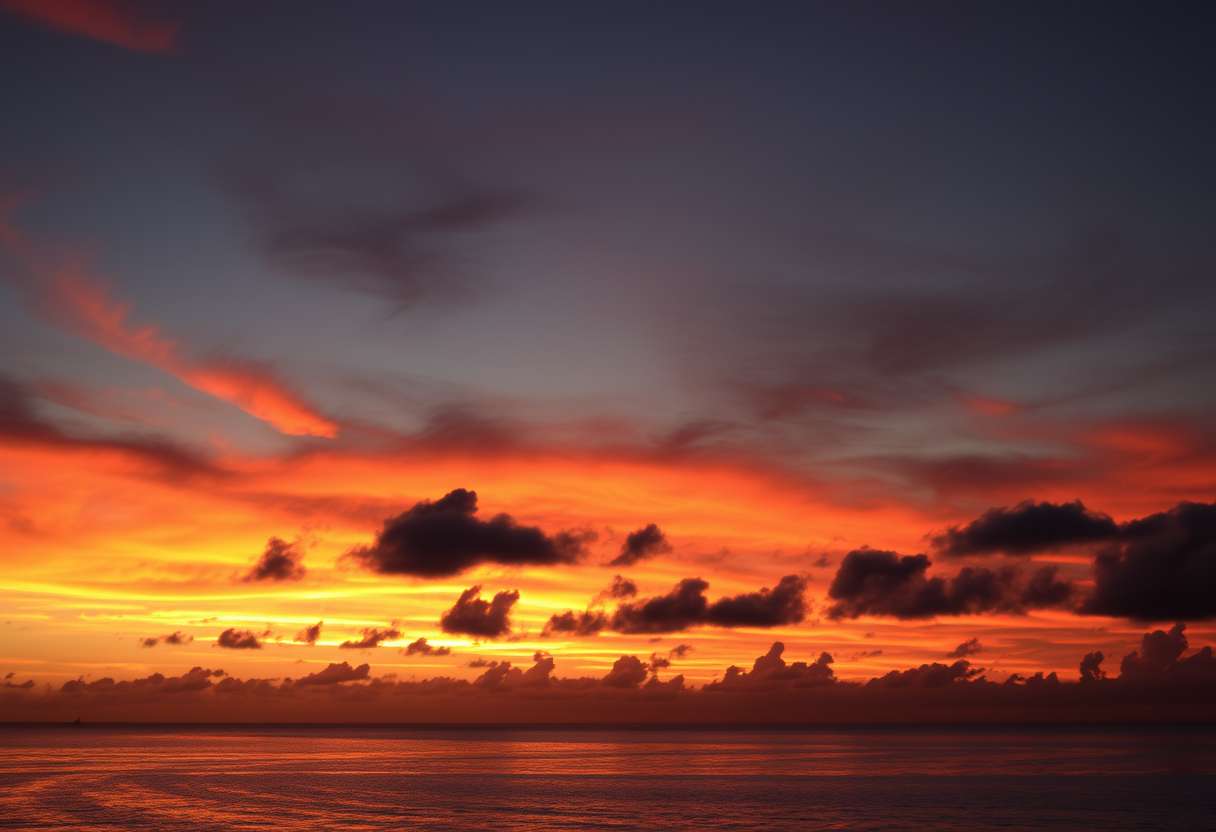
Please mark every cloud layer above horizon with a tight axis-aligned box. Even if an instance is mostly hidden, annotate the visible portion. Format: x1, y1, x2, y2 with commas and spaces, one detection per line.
1, 1, 1215, 720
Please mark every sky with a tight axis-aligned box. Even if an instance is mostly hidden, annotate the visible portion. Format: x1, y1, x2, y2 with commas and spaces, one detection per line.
2, 1, 1215, 722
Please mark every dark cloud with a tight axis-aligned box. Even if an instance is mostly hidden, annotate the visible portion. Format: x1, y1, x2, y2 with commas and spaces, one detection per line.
826, 548, 1074, 619
1020, 565, 1075, 608
242, 537, 306, 582
610, 524, 672, 567
339, 627, 401, 650
348, 489, 588, 577
61, 667, 224, 697
472, 652, 556, 691
1079, 651, 1107, 683
602, 655, 649, 688
611, 578, 709, 634
440, 585, 519, 638
947, 638, 983, 658
595, 575, 638, 602
542, 610, 609, 637
295, 662, 370, 686
1118, 624, 1216, 685
223, 94, 536, 307
611, 575, 808, 633
295, 621, 323, 645
16, 626, 1216, 723
140, 631, 192, 648
216, 628, 263, 650
867, 660, 982, 689
932, 500, 1119, 557
669, 644, 693, 658
707, 643, 836, 691
1085, 501, 1216, 620
404, 638, 451, 657
705, 575, 808, 627
648, 653, 671, 671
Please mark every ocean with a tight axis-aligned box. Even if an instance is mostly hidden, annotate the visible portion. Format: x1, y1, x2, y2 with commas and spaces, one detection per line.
1, 725, 1213, 830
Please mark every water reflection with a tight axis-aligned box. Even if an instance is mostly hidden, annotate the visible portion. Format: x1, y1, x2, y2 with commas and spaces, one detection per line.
1, 726, 1213, 830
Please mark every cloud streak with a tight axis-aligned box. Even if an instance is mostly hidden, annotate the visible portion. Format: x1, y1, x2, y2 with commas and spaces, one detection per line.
0, 0, 179, 53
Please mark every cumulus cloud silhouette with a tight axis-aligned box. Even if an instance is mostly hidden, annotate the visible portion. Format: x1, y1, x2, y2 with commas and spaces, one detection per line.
295, 621, 323, 645
933, 500, 1118, 557
348, 489, 589, 577
339, 627, 401, 649
404, 638, 451, 657
242, 537, 306, 582
827, 549, 1073, 619
216, 628, 262, 649
295, 662, 370, 686
610, 524, 672, 566
440, 585, 519, 638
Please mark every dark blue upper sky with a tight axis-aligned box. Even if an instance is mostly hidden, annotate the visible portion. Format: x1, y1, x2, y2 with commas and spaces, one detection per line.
2, 1, 1214, 491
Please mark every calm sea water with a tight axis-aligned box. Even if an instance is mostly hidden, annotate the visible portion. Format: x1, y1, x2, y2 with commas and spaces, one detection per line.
1, 725, 1213, 830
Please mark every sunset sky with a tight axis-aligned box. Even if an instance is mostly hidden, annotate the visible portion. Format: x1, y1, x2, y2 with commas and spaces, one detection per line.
2, 1, 1215, 721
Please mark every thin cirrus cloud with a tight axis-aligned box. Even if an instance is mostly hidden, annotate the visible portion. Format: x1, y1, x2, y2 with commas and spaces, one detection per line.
0, 213, 338, 438
45, 266, 338, 437
222, 93, 536, 308
0, 0, 180, 54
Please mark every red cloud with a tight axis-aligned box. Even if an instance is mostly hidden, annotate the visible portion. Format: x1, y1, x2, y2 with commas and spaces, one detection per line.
46, 263, 338, 438
0, 0, 179, 54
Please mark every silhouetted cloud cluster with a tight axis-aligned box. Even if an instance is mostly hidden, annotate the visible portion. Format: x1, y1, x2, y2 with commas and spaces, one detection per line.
611, 575, 808, 633
295, 662, 370, 686
14, 625, 1216, 723
295, 622, 323, 645
933, 500, 1118, 557
339, 627, 401, 649
707, 642, 835, 691
242, 537, 306, 582
1086, 502, 1216, 620
440, 585, 520, 638
544, 575, 808, 636
60, 666, 224, 697
1116, 623, 1216, 684
216, 628, 263, 649
602, 655, 650, 688
947, 637, 983, 658
348, 489, 590, 577
140, 631, 192, 648
929, 499, 1216, 621
826, 549, 1072, 619
868, 660, 982, 688
543, 610, 609, 637
404, 638, 451, 657
610, 524, 672, 566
